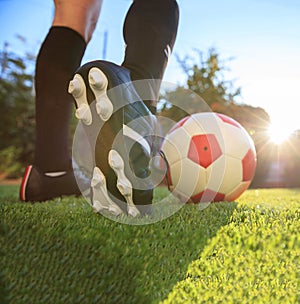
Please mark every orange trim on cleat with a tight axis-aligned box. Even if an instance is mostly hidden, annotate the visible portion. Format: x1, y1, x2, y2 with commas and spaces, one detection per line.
20, 165, 33, 201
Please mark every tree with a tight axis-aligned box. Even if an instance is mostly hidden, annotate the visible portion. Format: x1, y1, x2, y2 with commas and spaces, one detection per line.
160, 48, 270, 129
160, 48, 241, 120
0, 43, 35, 177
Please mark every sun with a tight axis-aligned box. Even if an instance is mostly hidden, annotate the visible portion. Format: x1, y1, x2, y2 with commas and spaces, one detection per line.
267, 122, 292, 145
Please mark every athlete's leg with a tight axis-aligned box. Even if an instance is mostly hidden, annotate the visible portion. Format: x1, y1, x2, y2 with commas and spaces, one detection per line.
35, 0, 103, 173
21, 0, 103, 201
52, 0, 103, 43
122, 0, 179, 111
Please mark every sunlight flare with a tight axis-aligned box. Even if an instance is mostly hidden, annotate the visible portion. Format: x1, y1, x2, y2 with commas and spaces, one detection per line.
267, 122, 292, 145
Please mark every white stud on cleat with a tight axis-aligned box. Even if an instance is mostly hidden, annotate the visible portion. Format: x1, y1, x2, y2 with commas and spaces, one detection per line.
108, 150, 140, 217
91, 167, 123, 216
68, 74, 92, 125
88, 67, 113, 122
75, 103, 92, 125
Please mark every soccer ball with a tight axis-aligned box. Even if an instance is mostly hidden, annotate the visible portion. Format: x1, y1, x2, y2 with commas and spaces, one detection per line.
161, 112, 256, 203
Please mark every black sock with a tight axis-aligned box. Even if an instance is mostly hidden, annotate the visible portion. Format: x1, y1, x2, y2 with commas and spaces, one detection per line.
122, 0, 179, 112
34, 26, 86, 172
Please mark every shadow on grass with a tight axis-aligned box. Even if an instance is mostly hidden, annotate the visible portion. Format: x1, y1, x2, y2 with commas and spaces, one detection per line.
1, 185, 237, 304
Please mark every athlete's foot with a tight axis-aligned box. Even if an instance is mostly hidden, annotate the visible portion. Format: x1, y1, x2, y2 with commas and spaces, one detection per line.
69, 60, 159, 217
19, 164, 87, 202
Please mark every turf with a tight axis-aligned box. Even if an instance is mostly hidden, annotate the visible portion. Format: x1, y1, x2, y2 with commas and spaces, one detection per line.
0, 186, 299, 304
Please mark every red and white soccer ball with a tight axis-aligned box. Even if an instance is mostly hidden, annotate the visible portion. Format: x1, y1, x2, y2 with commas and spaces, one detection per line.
161, 112, 257, 203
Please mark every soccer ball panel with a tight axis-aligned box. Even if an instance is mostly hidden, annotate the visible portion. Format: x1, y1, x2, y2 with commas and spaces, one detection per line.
192, 113, 223, 135
189, 163, 207, 197
169, 158, 201, 200
225, 181, 251, 201
161, 127, 191, 166
206, 155, 243, 194
180, 115, 206, 137
216, 113, 242, 128
168, 116, 190, 134
220, 156, 243, 194
205, 155, 226, 192
242, 148, 256, 182
220, 123, 253, 159
188, 134, 222, 168
193, 113, 226, 152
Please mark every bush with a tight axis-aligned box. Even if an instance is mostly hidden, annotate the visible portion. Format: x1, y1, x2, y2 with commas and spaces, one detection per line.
0, 146, 23, 178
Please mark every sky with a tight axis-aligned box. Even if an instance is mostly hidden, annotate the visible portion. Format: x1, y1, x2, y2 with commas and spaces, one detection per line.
1, 0, 300, 141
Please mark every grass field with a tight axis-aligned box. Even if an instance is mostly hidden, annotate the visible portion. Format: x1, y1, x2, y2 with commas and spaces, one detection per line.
1, 186, 299, 304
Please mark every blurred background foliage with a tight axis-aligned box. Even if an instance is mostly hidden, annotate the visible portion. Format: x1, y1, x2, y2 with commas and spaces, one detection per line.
0, 41, 299, 187
0, 42, 35, 178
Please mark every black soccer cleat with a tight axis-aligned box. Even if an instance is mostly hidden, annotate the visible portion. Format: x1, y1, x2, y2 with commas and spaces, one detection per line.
19, 164, 84, 202
69, 60, 162, 216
